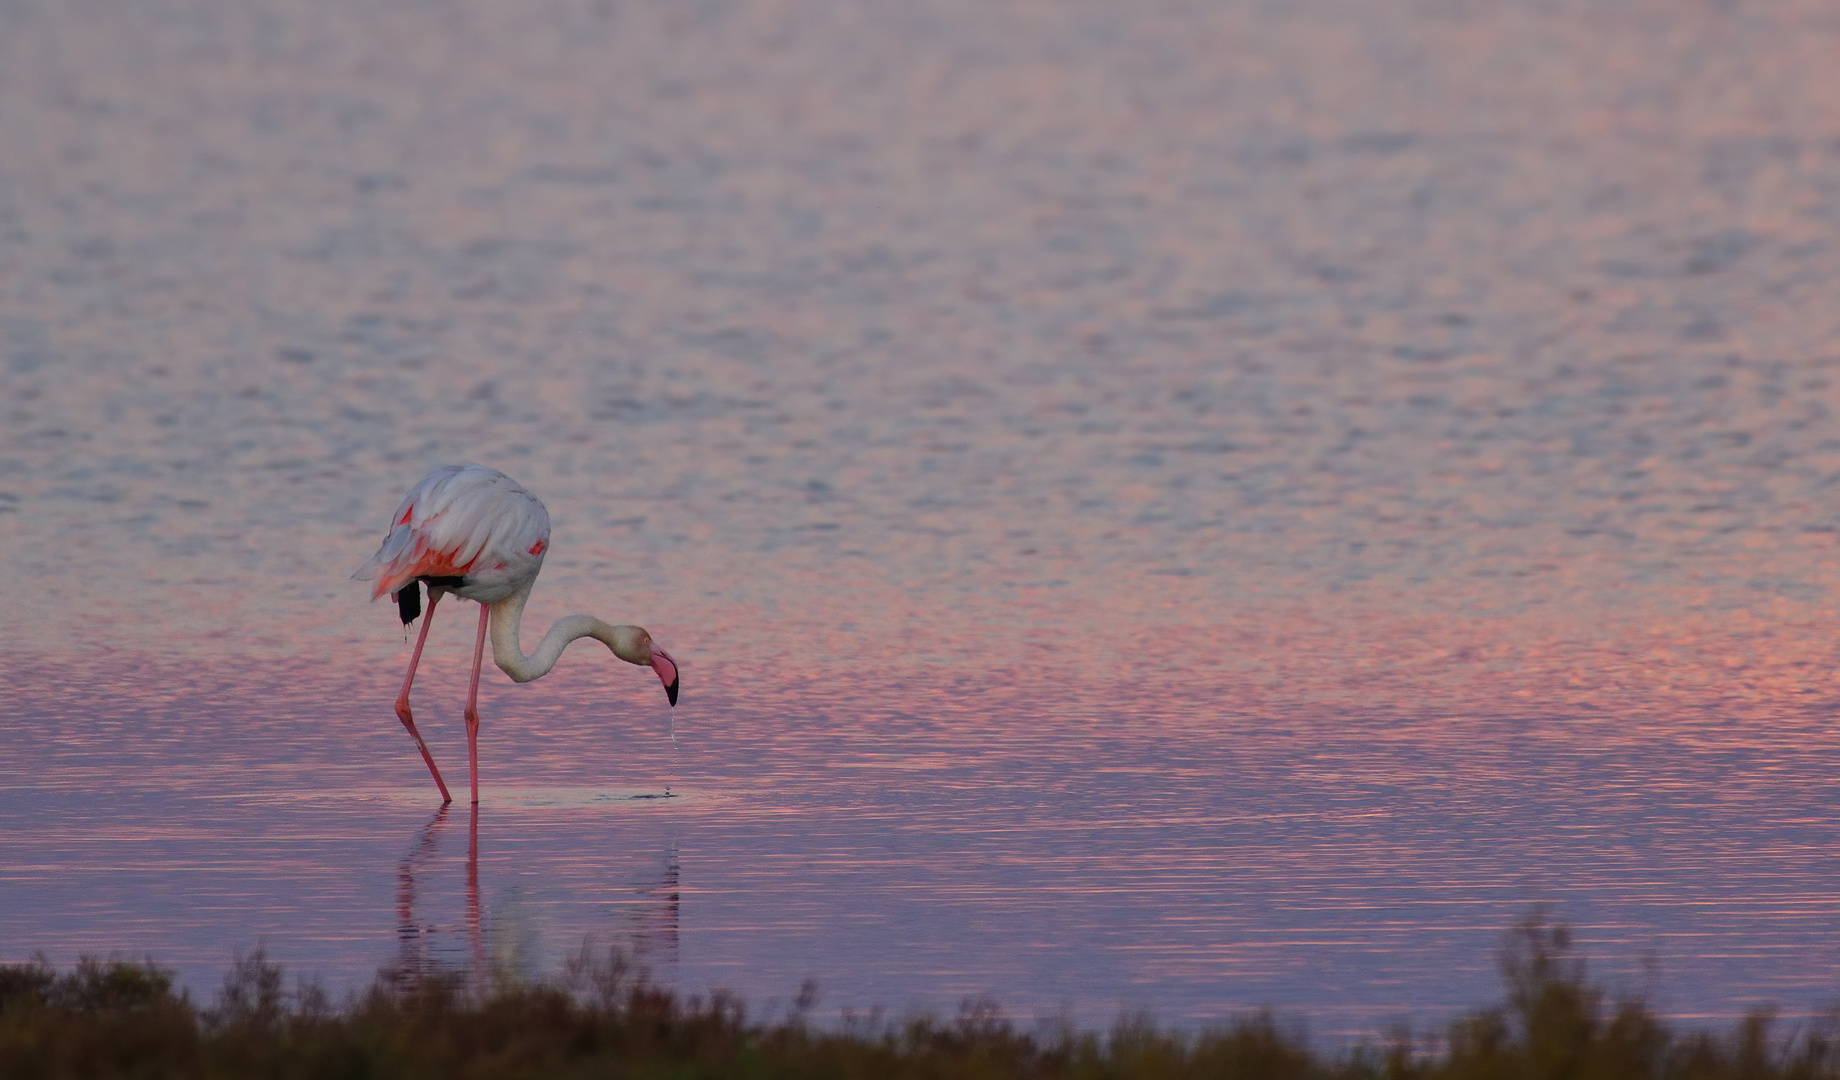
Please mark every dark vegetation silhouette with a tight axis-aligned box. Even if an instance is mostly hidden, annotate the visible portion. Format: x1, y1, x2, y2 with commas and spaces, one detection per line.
3, 915, 1838, 1079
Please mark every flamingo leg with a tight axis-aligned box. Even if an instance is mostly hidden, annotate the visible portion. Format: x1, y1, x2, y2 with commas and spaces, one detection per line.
396, 588, 454, 804
465, 601, 489, 805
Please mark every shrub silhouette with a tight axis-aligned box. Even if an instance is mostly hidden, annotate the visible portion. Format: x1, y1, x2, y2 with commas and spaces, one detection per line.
2, 918, 1838, 1079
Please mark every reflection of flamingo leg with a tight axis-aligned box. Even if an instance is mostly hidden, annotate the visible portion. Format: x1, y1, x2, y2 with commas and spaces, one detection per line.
396, 806, 450, 980
465, 602, 488, 805
395, 590, 453, 804
467, 803, 485, 992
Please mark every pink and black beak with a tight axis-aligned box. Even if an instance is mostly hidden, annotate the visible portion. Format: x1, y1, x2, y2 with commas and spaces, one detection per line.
650, 647, 679, 706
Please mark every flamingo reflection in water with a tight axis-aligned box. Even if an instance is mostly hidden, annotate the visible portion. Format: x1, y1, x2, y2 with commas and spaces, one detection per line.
392, 806, 485, 990
608, 835, 680, 968
391, 810, 682, 990
356, 464, 681, 806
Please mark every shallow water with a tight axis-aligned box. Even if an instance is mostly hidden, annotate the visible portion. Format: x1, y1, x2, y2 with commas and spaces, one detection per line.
6, 0, 1840, 1037
8, 655, 1840, 1032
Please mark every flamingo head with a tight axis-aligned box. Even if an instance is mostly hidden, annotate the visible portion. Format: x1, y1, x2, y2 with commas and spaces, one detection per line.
609, 626, 680, 707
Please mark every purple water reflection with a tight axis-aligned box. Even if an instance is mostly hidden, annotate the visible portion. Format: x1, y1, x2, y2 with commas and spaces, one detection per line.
7, 652, 1840, 1034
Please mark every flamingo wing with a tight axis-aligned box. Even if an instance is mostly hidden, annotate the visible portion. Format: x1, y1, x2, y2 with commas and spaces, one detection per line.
354, 464, 551, 605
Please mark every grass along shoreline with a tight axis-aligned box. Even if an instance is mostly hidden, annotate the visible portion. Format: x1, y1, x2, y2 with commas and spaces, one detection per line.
4, 917, 1838, 1079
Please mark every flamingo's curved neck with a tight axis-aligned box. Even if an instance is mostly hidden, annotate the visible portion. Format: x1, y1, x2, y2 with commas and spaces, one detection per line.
488, 587, 624, 684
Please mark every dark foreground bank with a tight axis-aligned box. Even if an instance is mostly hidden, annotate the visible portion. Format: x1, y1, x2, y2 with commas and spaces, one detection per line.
3, 918, 1837, 1079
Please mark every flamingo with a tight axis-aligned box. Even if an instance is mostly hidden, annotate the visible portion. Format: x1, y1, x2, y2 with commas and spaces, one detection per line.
354, 463, 679, 805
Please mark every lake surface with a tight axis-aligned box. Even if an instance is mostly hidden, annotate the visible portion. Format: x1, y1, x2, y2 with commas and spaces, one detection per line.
6, 0, 1840, 1038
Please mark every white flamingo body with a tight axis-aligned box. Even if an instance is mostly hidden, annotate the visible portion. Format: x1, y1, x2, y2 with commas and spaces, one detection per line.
358, 464, 552, 606
355, 464, 679, 805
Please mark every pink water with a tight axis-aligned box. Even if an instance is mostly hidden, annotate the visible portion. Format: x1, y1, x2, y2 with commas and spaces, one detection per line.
5, 0, 1840, 1035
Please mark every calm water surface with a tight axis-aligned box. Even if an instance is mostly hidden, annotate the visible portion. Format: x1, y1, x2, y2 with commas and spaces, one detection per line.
5, 0, 1840, 1036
